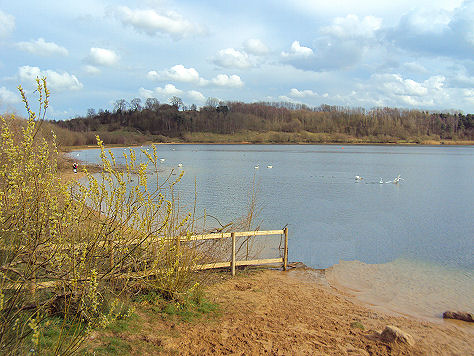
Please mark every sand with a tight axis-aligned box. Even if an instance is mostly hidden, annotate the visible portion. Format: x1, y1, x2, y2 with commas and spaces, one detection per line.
119, 268, 473, 355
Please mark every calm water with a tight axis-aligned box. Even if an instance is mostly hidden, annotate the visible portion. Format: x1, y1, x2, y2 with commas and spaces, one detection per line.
72, 144, 474, 319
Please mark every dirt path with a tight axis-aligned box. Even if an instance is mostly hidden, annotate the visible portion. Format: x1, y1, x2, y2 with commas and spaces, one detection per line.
118, 268, 473, 355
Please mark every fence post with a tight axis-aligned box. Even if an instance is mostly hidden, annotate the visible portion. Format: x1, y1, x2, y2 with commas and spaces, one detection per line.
283, 227, 288, 271
231, 232, 236, 276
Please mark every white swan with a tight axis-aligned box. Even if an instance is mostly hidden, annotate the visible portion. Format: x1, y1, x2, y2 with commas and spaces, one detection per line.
393, 174, 403, 184
386, 175, 403, 184
267, 165, 273, 169
178, 163, 183, 167
254, 165, 259, 169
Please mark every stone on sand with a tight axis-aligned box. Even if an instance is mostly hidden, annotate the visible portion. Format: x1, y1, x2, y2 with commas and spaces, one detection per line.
442, 311, 473, 322
381, 325, 415, 346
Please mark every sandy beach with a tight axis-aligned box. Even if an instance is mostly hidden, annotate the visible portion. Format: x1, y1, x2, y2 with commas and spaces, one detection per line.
87, 267, 473, 355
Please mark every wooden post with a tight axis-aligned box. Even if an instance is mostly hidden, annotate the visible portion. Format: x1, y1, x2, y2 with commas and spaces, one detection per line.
283, 227, 288, 271
231, 232, 236, 276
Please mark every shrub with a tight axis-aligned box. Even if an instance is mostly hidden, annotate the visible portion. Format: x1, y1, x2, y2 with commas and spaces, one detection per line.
0, 79, 203, 354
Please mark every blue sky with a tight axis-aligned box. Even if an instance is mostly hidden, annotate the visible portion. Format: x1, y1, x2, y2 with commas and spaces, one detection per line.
1, 0, 474, 119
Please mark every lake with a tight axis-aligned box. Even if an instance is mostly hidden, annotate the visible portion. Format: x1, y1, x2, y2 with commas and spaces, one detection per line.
71, 144, 474, 320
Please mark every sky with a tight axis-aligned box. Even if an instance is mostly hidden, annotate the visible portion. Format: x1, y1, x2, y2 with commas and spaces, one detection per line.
1, 0, 474, 120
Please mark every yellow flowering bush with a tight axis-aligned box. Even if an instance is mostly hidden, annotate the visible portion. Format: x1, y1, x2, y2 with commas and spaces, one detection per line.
0, 79, 202, 354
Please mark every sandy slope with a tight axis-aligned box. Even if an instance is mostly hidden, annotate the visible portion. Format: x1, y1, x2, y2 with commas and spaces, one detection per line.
126, 268, 473, 355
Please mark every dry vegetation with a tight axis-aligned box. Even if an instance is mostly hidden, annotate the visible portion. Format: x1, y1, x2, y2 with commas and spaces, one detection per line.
53, 99, 474, 146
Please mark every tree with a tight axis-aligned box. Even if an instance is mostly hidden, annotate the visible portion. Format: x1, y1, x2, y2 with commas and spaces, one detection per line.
206, 97, 219, 108
145, 97, 160, 111
130, 97, 142, 111
114, 99, 128, 113
87, 108, 96, 118
169, 96, 183, 110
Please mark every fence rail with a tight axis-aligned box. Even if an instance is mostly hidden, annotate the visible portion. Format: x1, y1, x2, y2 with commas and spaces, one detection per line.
189, 227, 288, 276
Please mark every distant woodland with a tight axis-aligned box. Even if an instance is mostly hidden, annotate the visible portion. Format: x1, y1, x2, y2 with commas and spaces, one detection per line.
52, 97, 474, 146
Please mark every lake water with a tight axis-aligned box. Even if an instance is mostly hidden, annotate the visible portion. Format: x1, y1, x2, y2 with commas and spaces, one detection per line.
71, 144, 474, 320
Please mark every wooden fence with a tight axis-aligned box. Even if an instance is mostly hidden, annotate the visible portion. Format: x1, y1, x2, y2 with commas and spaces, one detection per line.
3, 228, 288, 290
189, 227, 288, 276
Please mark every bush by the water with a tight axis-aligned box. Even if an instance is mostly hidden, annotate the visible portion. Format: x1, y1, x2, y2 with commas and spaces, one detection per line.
0, 79, 208, 354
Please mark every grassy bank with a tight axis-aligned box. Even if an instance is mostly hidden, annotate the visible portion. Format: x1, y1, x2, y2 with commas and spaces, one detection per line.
180, 130, 474, 145
60, 130, 474, 150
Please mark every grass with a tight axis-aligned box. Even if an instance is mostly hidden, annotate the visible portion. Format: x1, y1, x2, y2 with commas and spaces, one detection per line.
134, 289, 221, 323
82, 337, 132, 356
350, 320, 365, 330
71, 289, 220, 355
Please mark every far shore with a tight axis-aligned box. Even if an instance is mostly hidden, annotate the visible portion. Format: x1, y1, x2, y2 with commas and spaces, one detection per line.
62, 139, 474, 152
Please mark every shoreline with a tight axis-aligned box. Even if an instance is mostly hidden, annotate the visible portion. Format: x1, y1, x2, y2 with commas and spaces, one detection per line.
84, 267, 473, 355
62, 140, 474, 152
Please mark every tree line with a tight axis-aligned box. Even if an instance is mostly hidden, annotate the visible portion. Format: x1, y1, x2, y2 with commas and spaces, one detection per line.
52, 97, 474, 145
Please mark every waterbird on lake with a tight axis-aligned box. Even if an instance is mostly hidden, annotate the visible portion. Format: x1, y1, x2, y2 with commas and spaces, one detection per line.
178, 163, 183, 167
393, 174, 403, 183
254, 165, 259, 169
379, 178, 384, 184
355, 175, 363, 181
386, 175, 403, 184
267, 165, 273, 169
160, 158, 165, 162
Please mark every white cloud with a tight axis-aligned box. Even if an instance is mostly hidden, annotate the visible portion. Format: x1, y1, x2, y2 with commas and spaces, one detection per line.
386, 2, 474, 60
18, 66, 83, 91
156, 84, 183, 95
356, 73, 448, 107
16, 38, 68, 56
187, 90, 205, 102
146, 70, 160, 81
139, 84, 184, 101
211, 74, 243, 88
87, 48, 119, 67
84, 65, 101, 75
213, 48, 252, 69
288, 0, 463, 24
0, 10, 15, 38
281, 15, 382, 71
278, 95, 302, 104
281, 41, 314, 58
0, 87, 20, 106
403, 61, 428, 73
321, 14, 382, 40
139, 87, 154, 99
289, 88, 319, 98
148, 64, 208, 84
244, 38, 270, 56
376, 73, 429, 97
113, 6, 205, 39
